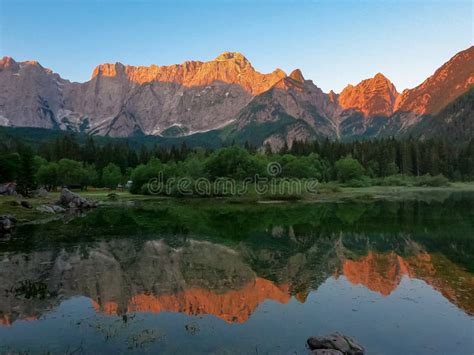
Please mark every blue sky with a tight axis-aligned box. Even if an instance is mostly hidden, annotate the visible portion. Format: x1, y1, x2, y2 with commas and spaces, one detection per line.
0, 0, 472, 92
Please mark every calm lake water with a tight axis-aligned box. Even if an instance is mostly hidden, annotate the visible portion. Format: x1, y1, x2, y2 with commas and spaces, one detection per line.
0, 193, 473, 354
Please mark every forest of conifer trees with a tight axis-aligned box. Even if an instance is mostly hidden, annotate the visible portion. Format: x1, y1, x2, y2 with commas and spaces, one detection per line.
1, 133, 473, 195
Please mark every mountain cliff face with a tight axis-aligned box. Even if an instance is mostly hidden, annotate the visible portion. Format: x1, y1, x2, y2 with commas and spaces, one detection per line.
406, 88, 474, 143
0, 57, 66, 129
75, 52, 286, 137
339, 73, 399, 117
376, 45, 474, 138
335, 73, 399, 138
91, 52, 286, 95
0, 46, 472, 145
232, 70, 339, 149
0, 53, 286, 137
395, 46, 474, 115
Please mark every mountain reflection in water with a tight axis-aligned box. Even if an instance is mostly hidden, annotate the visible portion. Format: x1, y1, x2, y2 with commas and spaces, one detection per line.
0, 195, 473, 353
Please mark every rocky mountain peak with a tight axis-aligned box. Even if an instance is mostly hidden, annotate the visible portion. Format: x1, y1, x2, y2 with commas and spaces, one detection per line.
0, 47, 472, 142
23, 60, 41, 67
88, 53, 285, 96
338, 73, 399, 117
0, 56, 19, 71
328, 90, 338, 104
215, 51, 249, 63
373, 72, 389, 81
289, 69, 305, 83
272, 68, 286, 77
91, 62, 127, 79
214, 52, 253, 71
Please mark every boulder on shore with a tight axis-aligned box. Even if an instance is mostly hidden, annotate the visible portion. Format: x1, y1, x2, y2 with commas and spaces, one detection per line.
307, 333, 364, 355
0, 215, 16, 235
35, 187, 50, 198
0, 183, 16, 196
58, 188, 98, 209
36, 204, 67, 214
51, 205, 66, 213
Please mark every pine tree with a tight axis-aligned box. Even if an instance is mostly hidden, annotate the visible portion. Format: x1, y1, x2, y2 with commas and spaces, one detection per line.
17, 144, 36, 197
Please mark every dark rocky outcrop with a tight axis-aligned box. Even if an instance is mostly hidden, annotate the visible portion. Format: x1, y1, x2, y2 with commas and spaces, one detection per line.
57, 188, 98, 209
36, 204, 66, 214
0, 215, 16, 235
0, 183, 16, 196
307, 333, 365, 355
34, 187, 50, 198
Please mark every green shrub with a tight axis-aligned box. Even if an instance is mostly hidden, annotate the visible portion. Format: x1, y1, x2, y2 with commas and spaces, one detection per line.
380, 174, 413, 187
317, 183, 341, 193
334, 155, 366, 183
130, 158, 163, 194
102, 163, 122, 189
344, 176, 373, 187
414, 174, 449, 187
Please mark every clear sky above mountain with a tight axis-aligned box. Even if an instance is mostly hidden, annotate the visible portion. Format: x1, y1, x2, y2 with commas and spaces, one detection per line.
0, 0, 472, 92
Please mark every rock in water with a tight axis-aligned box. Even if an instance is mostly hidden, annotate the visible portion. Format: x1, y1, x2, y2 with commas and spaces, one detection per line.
36, 204, 67, 214
311, 350, 344, 355
51, 205, 66, 213
36, 205, 56, 214
0, 215, 16, 235
58, 188, 98, 209
307, 333, 364, 355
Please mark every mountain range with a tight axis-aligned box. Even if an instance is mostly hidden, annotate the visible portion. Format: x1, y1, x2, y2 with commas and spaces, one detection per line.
0, 46, 473, 148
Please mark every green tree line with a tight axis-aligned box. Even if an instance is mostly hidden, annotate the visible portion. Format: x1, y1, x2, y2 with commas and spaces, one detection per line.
0, 134, 473, 195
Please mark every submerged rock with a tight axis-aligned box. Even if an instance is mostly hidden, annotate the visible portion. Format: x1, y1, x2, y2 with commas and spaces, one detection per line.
58, 189, 98, 209
307, 333, 364, 355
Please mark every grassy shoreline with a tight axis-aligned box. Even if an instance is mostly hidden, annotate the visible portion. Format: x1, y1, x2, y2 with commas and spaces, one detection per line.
1, 182, 474, 224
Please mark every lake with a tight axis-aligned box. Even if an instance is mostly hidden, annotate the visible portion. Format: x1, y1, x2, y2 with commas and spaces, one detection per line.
0, 193, 473, 354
